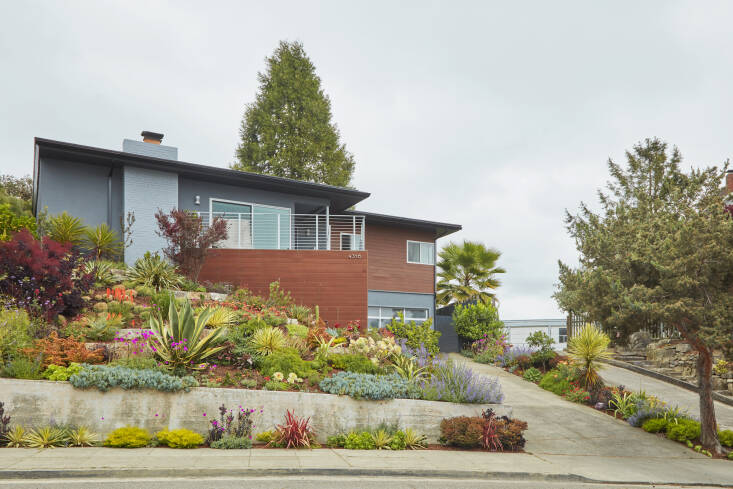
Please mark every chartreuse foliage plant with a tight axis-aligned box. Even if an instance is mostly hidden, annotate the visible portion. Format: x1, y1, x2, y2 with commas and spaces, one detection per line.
642, 418, 668, 434
104, 427, 152, 448
249, 326, 286, 356
0, 203, 36, 240
667, 419, 701, 442
155, 429, 203, 449
42, 363, 83, 381
148, 299, 227, 371
24, 426, 69, 448
567, 324, 611, 389
68, 426, 99, 447
719, 429, 733, 448
126, 252, 183, 292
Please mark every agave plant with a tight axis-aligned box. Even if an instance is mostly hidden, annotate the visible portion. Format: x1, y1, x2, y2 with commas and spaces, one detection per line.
5, 426, 28, 448
567, 323, 612, 389
68, 426, 99, 447
371, 429, 393, 450
148, 299, 227, 370
127, 252, 183, 292
403, 428, 427, 450
195, 306, 237, 328
249, 327, 286, 356
84, 224, 123, 260
390, 354, 430, 383
314, 336, 336, 362
24, 426, 68, 448
84, 314, 123, 341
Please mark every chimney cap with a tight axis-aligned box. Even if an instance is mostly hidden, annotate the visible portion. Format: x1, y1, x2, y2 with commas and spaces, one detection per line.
141, 131, 164, 143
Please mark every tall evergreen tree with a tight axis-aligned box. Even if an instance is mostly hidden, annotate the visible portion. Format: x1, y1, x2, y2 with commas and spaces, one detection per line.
233, 41, 355, 187
555, 138, 733, 455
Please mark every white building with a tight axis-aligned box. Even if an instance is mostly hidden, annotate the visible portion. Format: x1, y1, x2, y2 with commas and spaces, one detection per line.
503, 319, 568, 351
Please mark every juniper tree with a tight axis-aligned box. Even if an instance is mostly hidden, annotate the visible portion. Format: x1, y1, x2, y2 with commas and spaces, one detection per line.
233, 41, 355, 187
555, 138, 733, 454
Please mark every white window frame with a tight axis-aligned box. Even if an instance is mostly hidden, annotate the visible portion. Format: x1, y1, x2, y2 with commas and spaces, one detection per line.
367, 306, 429, 329
340, 232, 362, 251
406, 240, 435, 265
209, 198, 292, 250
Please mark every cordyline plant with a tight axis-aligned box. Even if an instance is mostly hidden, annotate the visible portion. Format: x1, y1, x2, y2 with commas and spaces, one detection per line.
555, 138, 733, 455
154, 209, 227, 282
148, 298, 227, 371
267, 410, 316, 449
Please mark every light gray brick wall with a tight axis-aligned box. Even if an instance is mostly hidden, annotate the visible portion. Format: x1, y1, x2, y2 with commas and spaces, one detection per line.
123, 166, 179, 266
122, 139, 178, 160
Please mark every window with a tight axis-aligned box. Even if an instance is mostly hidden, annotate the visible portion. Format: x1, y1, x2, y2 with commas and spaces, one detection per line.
407, 241, 434, 265
340, 233, 362, 251
558, 327, 568, 344
211, 199, 290, 249
367, 306, 429, 329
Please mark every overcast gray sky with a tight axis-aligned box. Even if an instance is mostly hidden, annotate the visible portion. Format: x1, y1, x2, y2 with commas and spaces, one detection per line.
2, 1, 732, 319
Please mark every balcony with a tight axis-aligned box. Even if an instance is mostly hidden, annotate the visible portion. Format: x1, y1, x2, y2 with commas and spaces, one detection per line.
198, 212, 365, 251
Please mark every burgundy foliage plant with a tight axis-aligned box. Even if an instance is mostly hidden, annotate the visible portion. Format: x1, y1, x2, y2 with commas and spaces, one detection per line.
154, 209, 228, 282
268, 410, 316, 449
0, 229, 92, 319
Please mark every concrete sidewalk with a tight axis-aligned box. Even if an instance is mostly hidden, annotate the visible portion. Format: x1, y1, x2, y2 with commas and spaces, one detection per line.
0, 446, 731, 487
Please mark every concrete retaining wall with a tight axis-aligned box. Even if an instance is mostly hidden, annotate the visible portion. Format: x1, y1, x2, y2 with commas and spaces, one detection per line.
0, 379, 510, 443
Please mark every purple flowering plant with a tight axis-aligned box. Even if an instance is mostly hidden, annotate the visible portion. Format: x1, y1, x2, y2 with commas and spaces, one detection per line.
205, 403, 262, 444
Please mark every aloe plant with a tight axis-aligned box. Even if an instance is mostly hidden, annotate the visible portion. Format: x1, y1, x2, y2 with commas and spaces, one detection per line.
149, 299, 227, 370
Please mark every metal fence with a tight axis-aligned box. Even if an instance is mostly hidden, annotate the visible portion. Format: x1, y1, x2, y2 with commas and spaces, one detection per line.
566, 312, 679, 341
197, 212, 365, 251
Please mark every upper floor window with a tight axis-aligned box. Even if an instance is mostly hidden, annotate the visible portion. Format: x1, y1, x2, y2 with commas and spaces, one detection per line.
407, 240, 434, 265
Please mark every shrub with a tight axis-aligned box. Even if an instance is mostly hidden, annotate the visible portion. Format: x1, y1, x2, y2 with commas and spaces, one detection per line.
567, 324, 611, 389
522, 367, 542, 383
82, 314, 122, 341
328, 353, 383, 375
210, 435, 252, 449
268, 410, 316, 449
386, 313, 440, 355
452, 302, 504, 342
104, 426, 151, 448
2, 356, 42, 379
538, 368, 573, 396
266, 281, 293, 308
666, 419, 701, 442
564, 386, 590, 404
439, 416, 483, 448
255, 431, 274, 444
440, 412, 527, 451
319, 372, 419, 400
205, 404, 258, 445
642, 418, 668, 433
155, 428, 203, 448
0, 229, 92, 319
24, 332, 104, 368
155, 209, 228, 282
249, 327, 286, 356
626, 398, 666, 427
260, 350, 314, 378
719, 429, 733, 448
0, 308, 33, 364
344, 431, 376, 449
515, 355, 532, 370
126, 252, 183, 292
0, 203, 36, 241
148, 299, 228, 371
423, 361, 504, 404
42, 362, 83, 381
69, 365, 198, 392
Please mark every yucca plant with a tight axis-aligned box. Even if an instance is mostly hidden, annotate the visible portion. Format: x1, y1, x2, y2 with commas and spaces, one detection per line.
403, 428, 427, 450
390, 354, 430, 383
127, 252, 183, 291
148, 299, 227, 371
371, 429, 393, 449
567, 324, 612, 389
314, 336, 336, 362
46, 212, 86, 246
24, 426, 69, 448
5, 426, 28, 448
68, 426, 99, 447
195, 306, 237, 328
249, 326, 286, 356
84, 224, 123, 260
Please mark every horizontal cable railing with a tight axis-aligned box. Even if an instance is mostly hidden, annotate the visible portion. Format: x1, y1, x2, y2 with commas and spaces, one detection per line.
196, 212, 365, 251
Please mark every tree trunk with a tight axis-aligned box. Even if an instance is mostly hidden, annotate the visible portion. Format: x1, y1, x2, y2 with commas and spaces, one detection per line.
696, 347, 723, 455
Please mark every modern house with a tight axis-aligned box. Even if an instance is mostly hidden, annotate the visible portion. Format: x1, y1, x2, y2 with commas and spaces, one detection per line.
32, 132, 461, 328
503, 319, 568, 351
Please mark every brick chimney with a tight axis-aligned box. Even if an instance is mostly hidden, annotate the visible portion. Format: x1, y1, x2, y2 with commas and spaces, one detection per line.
141, 131, 164, 145
727, 170, 733, 194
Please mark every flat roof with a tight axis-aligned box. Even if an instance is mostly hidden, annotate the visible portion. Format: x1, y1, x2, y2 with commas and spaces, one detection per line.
33, 137, 370, 213
345, 210, 462, 239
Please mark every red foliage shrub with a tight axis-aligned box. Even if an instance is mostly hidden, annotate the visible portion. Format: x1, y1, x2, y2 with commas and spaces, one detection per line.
440, 412, 528, 451
23, 332, 105, 368
0, 229, 92, 319
515, 354, 532, 370
548, 354, 568, 369
155, 209, 228, 282
439, 416, 484, 448
268, 410, 316, 449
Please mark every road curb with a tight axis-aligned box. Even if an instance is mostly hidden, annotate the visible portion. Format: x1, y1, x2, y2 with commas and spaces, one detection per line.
601, 358, 733, 408
0, 467, 731, 487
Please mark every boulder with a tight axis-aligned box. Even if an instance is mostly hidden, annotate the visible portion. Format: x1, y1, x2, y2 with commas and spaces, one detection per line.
628, 331, 653, 351
676, 343, 692, 353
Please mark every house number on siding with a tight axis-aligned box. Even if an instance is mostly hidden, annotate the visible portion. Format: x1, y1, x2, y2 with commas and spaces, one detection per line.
348, 254, 362, 259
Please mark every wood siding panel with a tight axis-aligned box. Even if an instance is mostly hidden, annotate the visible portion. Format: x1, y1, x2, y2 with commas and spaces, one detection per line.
199, 250, 367, 327
365, 223, 435, 294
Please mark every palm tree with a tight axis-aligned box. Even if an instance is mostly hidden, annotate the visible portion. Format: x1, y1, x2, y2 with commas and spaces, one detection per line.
436, 240, 505, 306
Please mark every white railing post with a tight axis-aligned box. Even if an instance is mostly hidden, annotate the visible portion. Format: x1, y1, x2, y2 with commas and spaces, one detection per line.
237, 213, 241, 249
277, 214, 281, 250
360, 216, 365, 250
315, 215, 319, 250
326, 206, 331, 250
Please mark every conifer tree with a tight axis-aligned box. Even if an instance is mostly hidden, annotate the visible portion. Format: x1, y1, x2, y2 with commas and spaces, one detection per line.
233, 41, 355, 187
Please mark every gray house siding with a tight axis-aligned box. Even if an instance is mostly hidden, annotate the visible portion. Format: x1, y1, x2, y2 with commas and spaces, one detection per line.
367, 290, 436, 328
123, 166, 178, 265
177, 177, 330, 214
37, 157, 123, 234
122, 139, 178, 160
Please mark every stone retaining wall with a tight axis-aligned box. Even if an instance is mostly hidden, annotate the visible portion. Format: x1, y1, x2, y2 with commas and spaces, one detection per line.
646, 340, 732, 393
0, 379, 510, 443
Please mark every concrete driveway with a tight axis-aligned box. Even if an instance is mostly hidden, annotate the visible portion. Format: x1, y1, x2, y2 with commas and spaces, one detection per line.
449, 354, 733, 485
